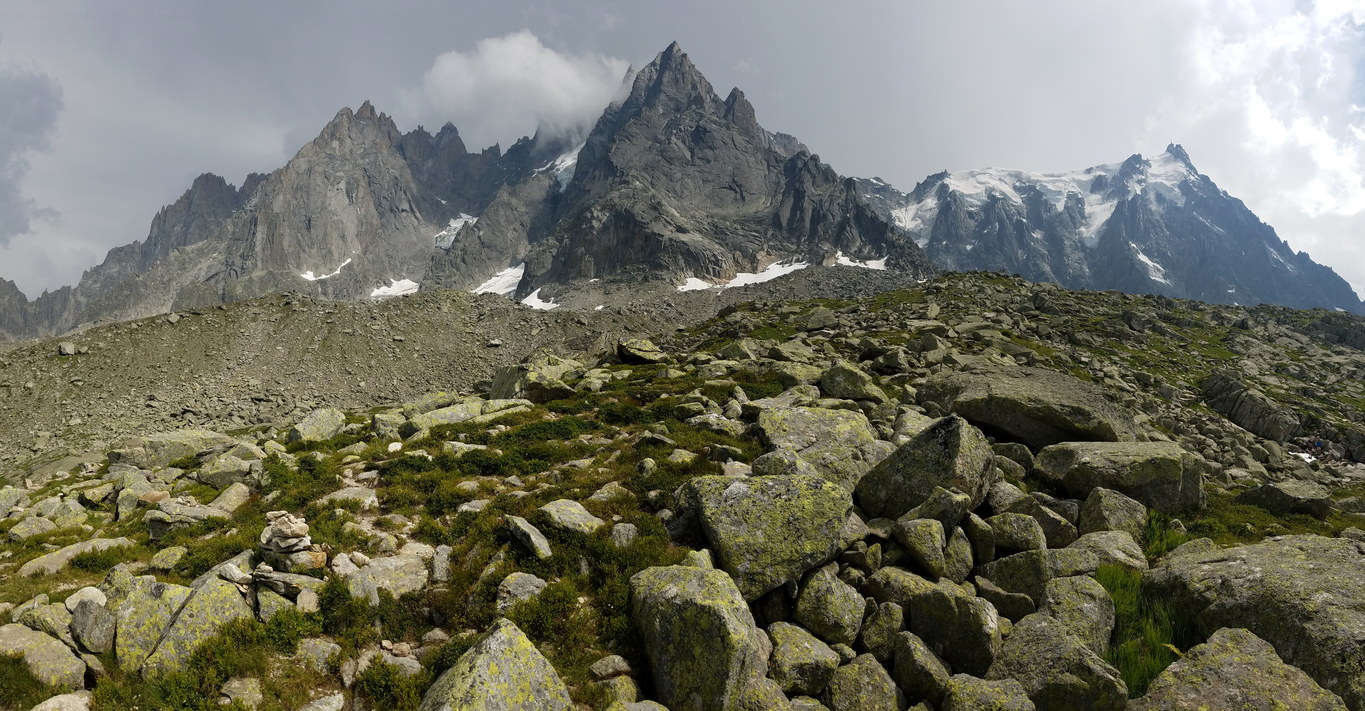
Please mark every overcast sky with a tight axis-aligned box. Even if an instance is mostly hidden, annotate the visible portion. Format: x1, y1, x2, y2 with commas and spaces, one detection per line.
1, 1, 1362, 299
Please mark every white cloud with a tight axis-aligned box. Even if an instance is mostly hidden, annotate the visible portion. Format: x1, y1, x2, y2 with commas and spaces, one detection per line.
407, 30, 629, 147
1139, 0, 1365, 295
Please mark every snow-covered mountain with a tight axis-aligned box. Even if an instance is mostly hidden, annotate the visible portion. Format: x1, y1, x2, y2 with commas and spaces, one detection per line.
859, 145, 1364, 314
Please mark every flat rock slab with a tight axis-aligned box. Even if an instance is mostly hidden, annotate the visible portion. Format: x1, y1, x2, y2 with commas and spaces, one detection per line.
0, 623, 86, 690
1130, 627, 1347, 711
108, 429, 237, 469
142, 576, 253, 676
919, 366, 1137, 449
756, 406, 894, 491
19, 537, 135, 577
1144, 535, 1365, 710
680, 474, 852, 600
1036, 441, 1206, 514
345, 555, 430, 606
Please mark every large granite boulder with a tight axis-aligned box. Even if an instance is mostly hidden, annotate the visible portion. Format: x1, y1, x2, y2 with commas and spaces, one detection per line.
678, 475, 851, 600
1143, 535, 1365, 709
986, 613, 1127, 710
756, 406, 894, 491
1130, 627, 1348, 711
822, 653, 899, 711
1035, 441, 1206, 514
856, 415, 997, 520
941, 675, 1036, 711
0, 623, 86, 690
113, 577, 193, 672
793, 564, 864, 646
141, 576, 253, 676
918, 366, 1137, 448
1235, 480, 1334, 520
1202, 370, 1302, 441
287, 408, 347, 444
417, 618, 572, 711
345, 554, 430, 606
108, 429, 237, 469
630, 565, 768, 711
767, 621, 840, 697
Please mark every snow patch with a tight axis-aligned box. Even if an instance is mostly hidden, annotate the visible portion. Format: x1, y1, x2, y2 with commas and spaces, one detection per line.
835, 251, 888, 270
594, 305, 605, 311
535, 142, 585, 189
1293, 451, 1317, 464
723, 259, 810, 287
1131, 243, 1172, 285
676, 259, 812, 292
434, 214, 478, 249
521, 288, 559, 310
472, 263, 525, 297
370, 279, 419, 299
300, 258, 352, 281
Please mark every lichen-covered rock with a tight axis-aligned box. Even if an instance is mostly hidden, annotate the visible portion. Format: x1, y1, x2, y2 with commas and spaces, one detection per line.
1143, 535, 1365, 709
496, 572, 548, 614
1235, 480, 1334, 519
507, 515, 552, 560
819, 360, 888, 403
418, 618, 572, 711
1038, 576, 1114, 654
768, 621, 840, 697
114, 577, 193, 672
286, 408, 347, 444
0, 623, 86, 690
70, 599, 116, 654
682, 475, 851, 600
1129, 627, 1348, 711
986, 513, 1047, 555
108, 429, 237, 469
866, 568, 1001, 676
856, 415, 997, 520
892, 631, 949, 705
756, 406, 892, 491
19, 537, 135, 577
893, 518, 948, 580
941, 675, 1036, 711
794, 564, 865, 646
489, 355, 583, 403
345, 555, 430, 606
1077, 487, 1147, 541
9, 515, 57, 541
630, 565, 768, 711
1001, 495, 1077, 549
821, 653, 899, 711
142, 576, 253, 676
985, 613, 1127, 710
538, 499, 606, 535
918, 366, 1137, 449
1035, 441, 1206, 514
857, 601, 903, 663
618, 338, 667, 364
975, 531, 1146, 603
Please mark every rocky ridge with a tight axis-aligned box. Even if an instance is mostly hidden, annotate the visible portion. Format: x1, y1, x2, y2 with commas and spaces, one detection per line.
0, 271, 1363, 709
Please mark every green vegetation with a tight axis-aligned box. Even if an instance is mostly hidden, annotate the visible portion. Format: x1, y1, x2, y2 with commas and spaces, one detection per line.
91, 609, 322, 711
354, 660, 424, 711
0, 655, 62, 711
1096, 564, 1198, 697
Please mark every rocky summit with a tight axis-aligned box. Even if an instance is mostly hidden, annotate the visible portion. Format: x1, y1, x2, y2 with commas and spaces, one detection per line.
0, 267, 1363, 710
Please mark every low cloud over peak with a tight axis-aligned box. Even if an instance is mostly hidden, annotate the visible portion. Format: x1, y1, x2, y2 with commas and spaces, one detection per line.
407, 30, 629, 147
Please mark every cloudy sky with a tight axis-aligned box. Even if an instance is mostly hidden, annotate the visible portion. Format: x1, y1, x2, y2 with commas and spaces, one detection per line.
1, 1, 1362, 299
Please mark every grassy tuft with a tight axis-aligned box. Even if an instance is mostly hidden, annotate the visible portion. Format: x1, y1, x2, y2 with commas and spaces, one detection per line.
1096, 564, 1198, 697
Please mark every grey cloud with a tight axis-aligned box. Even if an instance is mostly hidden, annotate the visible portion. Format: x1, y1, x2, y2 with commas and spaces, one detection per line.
0, 56, 62, 244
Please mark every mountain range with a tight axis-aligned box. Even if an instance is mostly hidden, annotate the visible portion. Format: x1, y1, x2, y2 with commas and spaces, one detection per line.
0, 41, 1360, 341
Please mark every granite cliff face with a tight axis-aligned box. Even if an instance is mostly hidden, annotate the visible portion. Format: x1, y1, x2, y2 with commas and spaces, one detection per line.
427, 42, 932, 300
860, 145, 1365, 314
